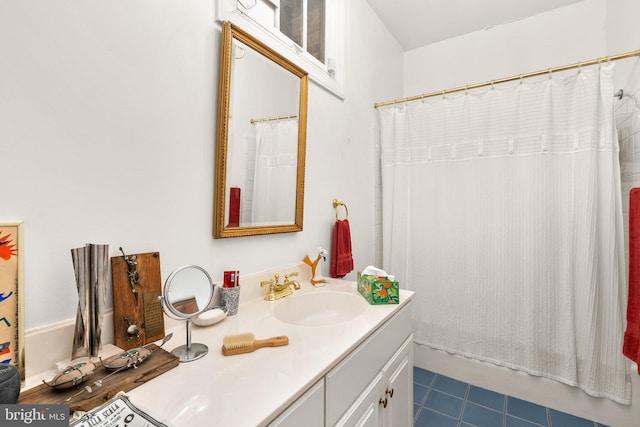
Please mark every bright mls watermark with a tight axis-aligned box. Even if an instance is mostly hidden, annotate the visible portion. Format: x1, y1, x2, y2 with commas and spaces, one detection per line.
0, 405, 67, 426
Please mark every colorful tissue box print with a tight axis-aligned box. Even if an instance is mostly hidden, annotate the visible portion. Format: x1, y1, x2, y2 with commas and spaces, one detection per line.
357, 272, 399, 305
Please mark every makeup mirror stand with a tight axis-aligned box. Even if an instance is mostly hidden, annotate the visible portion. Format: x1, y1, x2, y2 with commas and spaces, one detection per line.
171, 318, 207, 363
159, 265, 215, 363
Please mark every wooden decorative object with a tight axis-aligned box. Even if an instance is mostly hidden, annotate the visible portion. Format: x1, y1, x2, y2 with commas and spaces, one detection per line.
111, 252, 164, 350
18, 345, 178, 412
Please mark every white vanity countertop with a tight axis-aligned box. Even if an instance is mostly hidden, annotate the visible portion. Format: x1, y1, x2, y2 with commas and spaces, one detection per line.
126, 278, 414, 427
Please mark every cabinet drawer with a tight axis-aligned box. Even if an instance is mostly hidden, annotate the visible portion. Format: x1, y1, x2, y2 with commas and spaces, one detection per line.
326, 302, 412, 426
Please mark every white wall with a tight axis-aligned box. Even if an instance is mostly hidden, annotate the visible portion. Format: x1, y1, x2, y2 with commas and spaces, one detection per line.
607, 0, 640, 94
404, 0, 608, 97
0, 0, 402, 349
402, 0, 640, 425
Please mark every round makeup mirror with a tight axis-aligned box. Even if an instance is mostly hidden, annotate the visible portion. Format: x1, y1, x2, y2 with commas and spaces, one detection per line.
160, 265, 214, 362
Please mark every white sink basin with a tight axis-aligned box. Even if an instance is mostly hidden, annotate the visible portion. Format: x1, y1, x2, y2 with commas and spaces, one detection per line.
273, 291, 368, 326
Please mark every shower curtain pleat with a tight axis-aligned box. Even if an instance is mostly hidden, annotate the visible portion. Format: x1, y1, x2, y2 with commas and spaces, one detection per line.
379, 63, 631, 404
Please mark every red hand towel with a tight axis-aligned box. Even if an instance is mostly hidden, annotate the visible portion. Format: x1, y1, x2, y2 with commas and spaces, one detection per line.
624, 188, 640, 373
331, 219, 354, 278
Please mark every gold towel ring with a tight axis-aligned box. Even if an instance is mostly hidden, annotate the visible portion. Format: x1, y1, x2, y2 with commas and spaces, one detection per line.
333, 199, 349, 221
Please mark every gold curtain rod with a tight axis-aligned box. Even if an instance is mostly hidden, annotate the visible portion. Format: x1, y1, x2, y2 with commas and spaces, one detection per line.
374, 49, 640, 108
250, 114, 298, 124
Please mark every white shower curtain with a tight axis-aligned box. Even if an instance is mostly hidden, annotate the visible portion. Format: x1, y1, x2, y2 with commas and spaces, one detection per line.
379, 63, 631, 404
619, 80, 640, 256
251, 119, 298, 224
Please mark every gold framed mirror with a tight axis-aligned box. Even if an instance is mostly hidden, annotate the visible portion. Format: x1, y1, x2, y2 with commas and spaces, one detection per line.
214, 21, 308, 238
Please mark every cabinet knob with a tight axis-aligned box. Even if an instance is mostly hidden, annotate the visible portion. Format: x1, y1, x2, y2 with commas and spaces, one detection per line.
385, 387, 394, 398
379, 397, 388, 408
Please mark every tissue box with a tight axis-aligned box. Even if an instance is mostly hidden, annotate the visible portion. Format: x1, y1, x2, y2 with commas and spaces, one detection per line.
357, 272, 399, 304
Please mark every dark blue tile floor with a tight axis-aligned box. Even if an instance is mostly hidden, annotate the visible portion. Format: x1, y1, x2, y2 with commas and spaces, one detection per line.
413, 367, 609, 427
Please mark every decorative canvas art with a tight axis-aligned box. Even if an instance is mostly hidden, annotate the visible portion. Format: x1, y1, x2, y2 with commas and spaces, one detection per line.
0, 222, 24, 382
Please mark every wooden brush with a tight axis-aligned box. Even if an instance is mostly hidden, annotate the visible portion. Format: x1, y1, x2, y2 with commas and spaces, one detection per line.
221, 333, 289, 356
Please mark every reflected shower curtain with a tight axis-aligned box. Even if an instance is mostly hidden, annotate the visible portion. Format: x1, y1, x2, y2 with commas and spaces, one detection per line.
379, 63, 631, 404
251, 119, 298, 224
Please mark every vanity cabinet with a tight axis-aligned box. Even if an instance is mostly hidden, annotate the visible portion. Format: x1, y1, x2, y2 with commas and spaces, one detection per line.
334, 336, 413, 427
267, 299, 413, 427
326, 301, 412, 426
381, 336, 413, 427
335, 372, 385, 427
268, 379, 325, 427
116, 275, 414, 427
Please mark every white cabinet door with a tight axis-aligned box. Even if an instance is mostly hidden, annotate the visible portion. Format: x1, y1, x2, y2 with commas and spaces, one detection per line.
382, 336, 413, 427
334, 373, 384, 427
268, 379, 325, 427
334, 335, 413, 427
325, 303, 412, 426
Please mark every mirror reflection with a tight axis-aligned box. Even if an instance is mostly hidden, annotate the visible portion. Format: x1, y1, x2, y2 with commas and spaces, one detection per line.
214, 21, 308, 238
165, 266, 213, 317
161, 265, 214, 362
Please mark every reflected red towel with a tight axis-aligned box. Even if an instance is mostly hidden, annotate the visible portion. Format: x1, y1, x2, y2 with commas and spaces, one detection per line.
624, 188, 640, 373
227, 187, 241, 227
331, 219, 354, 278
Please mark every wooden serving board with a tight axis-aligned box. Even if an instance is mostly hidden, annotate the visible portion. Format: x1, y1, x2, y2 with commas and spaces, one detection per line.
18, 345, 179, 413
111, 252, 165, 350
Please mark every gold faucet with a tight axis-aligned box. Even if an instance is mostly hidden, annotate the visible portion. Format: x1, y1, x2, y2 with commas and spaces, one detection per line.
284, 272, 300, 290
260, 273, 300, 301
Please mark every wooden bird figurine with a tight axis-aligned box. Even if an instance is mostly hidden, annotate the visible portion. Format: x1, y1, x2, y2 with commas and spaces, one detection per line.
303, 249, 328, 286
